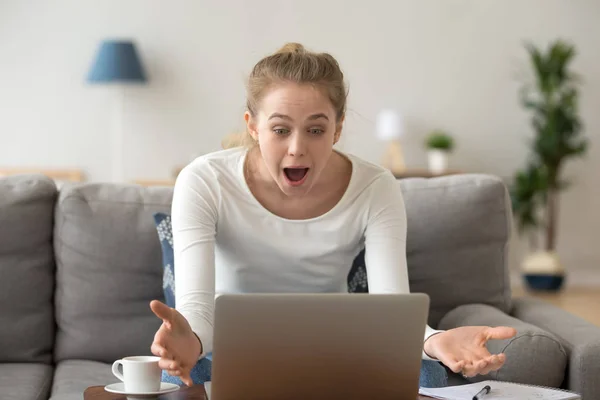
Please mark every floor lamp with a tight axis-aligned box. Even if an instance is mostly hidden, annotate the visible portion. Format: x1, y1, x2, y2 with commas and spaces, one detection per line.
87, 40, 148, 182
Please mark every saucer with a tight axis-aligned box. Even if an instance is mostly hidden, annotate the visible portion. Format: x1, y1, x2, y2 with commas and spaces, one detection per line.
104, 382, 180, 398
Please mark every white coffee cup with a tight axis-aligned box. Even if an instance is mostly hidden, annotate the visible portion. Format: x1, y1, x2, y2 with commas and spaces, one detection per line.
111, 356, 162, 393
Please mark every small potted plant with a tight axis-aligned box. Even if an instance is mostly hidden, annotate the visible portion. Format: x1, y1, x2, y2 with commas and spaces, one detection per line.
425, 130, 455, 174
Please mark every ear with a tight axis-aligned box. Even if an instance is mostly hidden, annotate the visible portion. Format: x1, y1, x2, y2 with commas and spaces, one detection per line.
244, 111, 259, 141
333, 114, 345, 145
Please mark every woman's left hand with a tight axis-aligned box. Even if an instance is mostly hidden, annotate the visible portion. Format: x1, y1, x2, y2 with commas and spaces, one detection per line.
423, 326, 517, 378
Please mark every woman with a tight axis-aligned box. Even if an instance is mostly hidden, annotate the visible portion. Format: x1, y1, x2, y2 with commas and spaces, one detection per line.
149, 42, 516, 388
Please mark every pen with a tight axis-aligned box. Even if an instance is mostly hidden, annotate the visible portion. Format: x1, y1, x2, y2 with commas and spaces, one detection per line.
472, 385, 491, 400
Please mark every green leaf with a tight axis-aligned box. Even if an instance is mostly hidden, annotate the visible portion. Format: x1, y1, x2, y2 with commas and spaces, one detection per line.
425, 130, 454, 150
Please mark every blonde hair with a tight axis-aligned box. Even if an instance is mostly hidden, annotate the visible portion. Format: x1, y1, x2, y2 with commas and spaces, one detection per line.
223, 42, 348, 149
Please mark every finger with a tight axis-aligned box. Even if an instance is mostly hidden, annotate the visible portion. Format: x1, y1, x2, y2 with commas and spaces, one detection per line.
459, 352, 487, 377
480, 354, 505, 374
449, 360, 465, 374
181, 372, 194, 387
463, 358, 490, 378
479, 361, 496, 376
438, 355, 465, 374
472, 349, 497, 369
167, 369, 181, 376
487, 353, 506, 371
475, 358, 488, 370
474, 354, 500, 374
150, 300, 174, 327
486, 326, 517, 341
472, 346, 507, 366
151, 342, 162, 357
488, 354, 500, 365
151, 343, 172, 359
470, 358, 491, 375
158, 358, 171, 370
158, 358, 179, 370
461, 361, 478, 378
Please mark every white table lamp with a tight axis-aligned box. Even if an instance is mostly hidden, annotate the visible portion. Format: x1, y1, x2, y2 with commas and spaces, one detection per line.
376, 109, 406, 175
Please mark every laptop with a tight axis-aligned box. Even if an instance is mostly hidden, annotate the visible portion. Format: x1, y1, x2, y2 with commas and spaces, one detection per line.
206, 292, 430, 400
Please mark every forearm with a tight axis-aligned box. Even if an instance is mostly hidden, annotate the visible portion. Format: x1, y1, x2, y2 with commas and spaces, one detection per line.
176, 287, 215, 358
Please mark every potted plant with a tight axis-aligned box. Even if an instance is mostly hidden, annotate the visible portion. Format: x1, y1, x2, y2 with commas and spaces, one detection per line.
425, 130, 455, 174
510, 39, 588, 291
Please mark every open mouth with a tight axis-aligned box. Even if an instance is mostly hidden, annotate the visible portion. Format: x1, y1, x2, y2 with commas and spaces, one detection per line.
283, 168, 309, 184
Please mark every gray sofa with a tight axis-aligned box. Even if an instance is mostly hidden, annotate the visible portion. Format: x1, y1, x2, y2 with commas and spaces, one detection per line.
1, 173, 599, 400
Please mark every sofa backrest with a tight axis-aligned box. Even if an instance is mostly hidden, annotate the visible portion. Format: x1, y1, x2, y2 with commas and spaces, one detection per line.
53, 182, 173, 363
0, 175, 56, 363
51, 172, 512, 362
400, 174, 512, 327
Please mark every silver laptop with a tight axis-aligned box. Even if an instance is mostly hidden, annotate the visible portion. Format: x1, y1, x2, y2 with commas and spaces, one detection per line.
207, 292, 430, 400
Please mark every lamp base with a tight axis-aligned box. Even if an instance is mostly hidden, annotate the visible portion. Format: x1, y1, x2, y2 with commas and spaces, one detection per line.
381, 140, 406, 175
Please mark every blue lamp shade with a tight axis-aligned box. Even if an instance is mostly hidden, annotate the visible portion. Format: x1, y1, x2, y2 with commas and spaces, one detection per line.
87, 40, 147, 83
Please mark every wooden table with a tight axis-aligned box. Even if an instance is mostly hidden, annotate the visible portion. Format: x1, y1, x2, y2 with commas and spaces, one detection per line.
84, 384, 433, 399
84, 384, 207, 399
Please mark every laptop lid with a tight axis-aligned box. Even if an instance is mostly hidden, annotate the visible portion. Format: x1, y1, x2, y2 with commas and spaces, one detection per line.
209, 293, 430, 400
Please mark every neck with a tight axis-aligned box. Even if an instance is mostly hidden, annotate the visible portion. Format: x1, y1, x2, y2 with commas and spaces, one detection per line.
244, 146, 280, 193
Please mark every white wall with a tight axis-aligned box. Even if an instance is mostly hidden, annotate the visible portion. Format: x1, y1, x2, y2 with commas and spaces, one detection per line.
1, 0, 599, 277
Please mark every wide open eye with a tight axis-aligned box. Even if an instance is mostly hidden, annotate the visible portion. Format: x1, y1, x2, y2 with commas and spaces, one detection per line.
273, 128, 290, 135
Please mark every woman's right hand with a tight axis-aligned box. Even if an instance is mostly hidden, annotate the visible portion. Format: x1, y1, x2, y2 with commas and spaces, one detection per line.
150, 300, 202, 386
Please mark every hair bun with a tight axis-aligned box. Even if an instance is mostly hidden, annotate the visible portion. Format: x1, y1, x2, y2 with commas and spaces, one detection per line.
275, 42, 306, 55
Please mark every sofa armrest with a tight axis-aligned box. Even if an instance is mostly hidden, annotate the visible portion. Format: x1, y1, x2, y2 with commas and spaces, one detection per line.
438, 303, 567, 388
511, 297, 600, 399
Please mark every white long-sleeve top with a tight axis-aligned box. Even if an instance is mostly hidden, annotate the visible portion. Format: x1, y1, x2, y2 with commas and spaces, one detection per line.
171, 147, 442, 360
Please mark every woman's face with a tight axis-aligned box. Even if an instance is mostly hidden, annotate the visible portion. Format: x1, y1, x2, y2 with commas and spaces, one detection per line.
245, 82, 343, 197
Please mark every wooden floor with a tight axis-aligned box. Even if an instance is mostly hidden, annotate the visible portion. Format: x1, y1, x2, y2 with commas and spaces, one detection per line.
511, 286, 600, 326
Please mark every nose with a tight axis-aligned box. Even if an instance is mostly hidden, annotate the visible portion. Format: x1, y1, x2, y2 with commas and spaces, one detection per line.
287, 132, 307, 157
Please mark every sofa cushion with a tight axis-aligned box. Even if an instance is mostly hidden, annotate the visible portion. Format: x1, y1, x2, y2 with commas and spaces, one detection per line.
438, 303, 568, 388
53, 183, 173, 363
0, 174, 56, 363
0, 363, 54, 400
50, 360, 115, 400
399, 174, 512, 327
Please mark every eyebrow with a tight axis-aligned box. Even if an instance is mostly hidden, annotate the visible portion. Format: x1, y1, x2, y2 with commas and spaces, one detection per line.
268, 113, 329, 121
308, 113, 329, 121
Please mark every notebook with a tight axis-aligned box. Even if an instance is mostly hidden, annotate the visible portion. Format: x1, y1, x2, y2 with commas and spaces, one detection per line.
419, 380, 581, 400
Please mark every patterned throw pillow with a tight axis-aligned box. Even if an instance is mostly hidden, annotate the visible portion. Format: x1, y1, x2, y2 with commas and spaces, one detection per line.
153, 212, 176, 308
348, 249, 369, 293
152, 212, 369, 308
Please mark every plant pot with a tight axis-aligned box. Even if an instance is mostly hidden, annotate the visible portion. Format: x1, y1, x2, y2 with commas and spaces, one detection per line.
521, 251, 565, 292
427, 149, 449, 174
